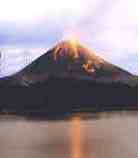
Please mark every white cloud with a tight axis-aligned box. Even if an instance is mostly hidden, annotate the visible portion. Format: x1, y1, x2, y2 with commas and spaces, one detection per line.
0, 48, 45, 76
0, 0, 86, 23
0, 0, 138, 75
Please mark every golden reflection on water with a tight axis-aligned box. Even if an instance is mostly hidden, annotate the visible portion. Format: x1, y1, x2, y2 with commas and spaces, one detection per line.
70, 117, 82, 158
1, 112, 138, 158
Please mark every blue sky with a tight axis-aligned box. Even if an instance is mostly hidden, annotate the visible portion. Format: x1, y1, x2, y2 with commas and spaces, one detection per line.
0, 0, 138, 76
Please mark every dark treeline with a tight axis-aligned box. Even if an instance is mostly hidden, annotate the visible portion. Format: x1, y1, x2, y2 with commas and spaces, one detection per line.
0, 77, 138, 114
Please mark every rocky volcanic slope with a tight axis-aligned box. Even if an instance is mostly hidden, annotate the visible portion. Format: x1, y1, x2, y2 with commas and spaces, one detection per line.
1, 40, 133, 86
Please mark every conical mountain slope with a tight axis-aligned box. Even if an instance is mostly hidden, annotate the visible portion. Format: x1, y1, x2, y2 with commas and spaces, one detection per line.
8, 40, 132, 86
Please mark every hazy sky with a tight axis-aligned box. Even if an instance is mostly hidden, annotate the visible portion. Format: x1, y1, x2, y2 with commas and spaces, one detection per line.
0, 0, 138, 76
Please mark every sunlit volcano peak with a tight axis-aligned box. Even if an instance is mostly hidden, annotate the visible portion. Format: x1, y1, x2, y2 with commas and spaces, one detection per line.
52, 39, 104, 64
67, 37, 80, 46
53, 39, 81, 60
8, 39, 133, 86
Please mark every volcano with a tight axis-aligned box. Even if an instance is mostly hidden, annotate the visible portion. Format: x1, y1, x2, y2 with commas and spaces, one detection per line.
6, 40, 132, 86
0, 40, 138, 114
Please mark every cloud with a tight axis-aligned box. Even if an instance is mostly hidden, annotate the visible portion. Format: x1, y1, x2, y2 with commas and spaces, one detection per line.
0, 0, 138, 76
0, 0, 86, 22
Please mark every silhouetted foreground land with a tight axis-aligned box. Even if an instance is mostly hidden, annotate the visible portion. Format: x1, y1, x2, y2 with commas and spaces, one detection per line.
0, 77, 138, 115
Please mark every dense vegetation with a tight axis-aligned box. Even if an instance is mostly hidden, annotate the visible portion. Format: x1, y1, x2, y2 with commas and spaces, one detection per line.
0, 77, 138, 115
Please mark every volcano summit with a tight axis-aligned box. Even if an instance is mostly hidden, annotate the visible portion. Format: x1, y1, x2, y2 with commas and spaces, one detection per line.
5, 40, 132, 86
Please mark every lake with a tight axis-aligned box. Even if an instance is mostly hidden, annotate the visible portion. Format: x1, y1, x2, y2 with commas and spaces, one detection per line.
0, 112, 138, 158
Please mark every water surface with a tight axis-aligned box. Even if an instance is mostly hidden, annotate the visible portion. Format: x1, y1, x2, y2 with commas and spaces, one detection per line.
0, 112, 138, 158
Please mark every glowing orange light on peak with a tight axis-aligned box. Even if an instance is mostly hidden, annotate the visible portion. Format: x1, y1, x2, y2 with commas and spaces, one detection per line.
53, 37, 81, 60
68, 37, 80, 46
63, 36, 80, 59
68, 41, 79, 59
